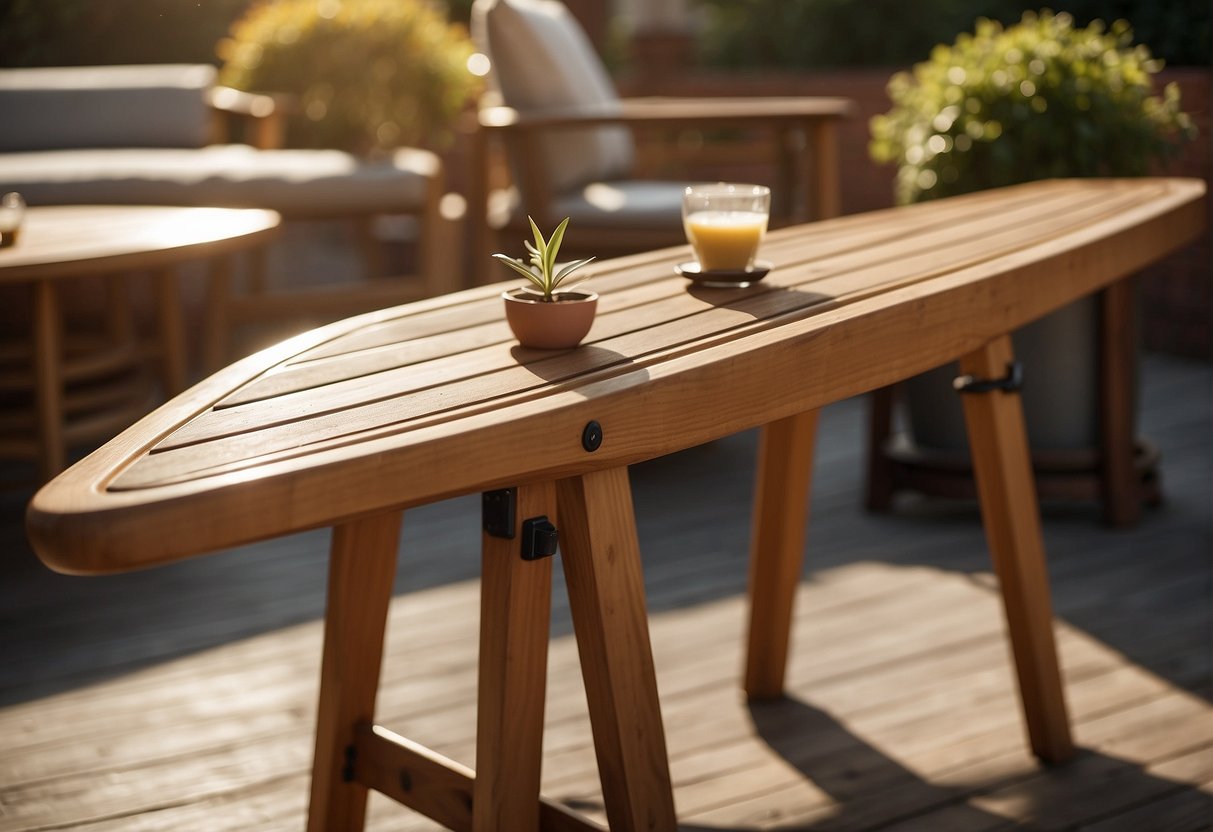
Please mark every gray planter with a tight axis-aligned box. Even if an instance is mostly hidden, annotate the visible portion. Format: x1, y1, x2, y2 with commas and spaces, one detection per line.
906, 296, 1115, 454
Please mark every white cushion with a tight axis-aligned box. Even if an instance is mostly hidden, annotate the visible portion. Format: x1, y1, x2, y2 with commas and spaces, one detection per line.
472, 0, 633, 194
0, 65, 216, 152
0, 145, 440, 218
552, 181, 687, 229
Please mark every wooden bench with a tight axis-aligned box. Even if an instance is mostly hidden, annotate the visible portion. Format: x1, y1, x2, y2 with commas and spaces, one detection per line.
27, 178, 1206, 831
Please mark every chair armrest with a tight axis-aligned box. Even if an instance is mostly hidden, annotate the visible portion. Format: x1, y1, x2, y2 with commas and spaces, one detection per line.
468, 95, 855, 285
206, 85, 286, 149
478, 96, 855, 132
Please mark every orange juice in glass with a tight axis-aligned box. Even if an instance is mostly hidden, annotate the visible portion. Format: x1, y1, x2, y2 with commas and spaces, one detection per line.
682, 183, 770, 276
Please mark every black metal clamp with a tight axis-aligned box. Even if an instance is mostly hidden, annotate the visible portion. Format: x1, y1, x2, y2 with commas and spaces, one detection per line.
482, 488, 559, 561
953, 361, 1024, 394
520, 516, 559, 560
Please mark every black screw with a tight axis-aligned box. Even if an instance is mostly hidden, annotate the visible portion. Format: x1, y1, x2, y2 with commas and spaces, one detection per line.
581, 420, 603, 452
399, 770, 413, 792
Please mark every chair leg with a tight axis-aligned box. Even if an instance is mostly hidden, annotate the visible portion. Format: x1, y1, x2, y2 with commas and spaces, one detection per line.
1098, 279, 1142, 527
307, 510, 403, 832
864, 386, 897, 512
203, 255, 233, 374
353, 216, 387, 281
474, 483, 556, 832
557, 467, 677, 832
744, 409, 819, 699
32, 280, 64, 481
958, 335, 1074, 764
153, 266, 188, 395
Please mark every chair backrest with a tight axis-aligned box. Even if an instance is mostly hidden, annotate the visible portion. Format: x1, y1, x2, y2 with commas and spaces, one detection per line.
471, 0, 633, 195
0, 64, 216, 153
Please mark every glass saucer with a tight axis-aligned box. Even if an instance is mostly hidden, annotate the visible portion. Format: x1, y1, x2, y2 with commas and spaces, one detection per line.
675, 260, 772, 288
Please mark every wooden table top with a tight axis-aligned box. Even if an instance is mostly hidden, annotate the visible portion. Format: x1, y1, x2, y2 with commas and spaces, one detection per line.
0, 205, 280, 283
27, 179, 1206, 574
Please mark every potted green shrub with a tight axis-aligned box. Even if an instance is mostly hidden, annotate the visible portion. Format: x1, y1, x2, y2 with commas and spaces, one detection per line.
494, 216, 598, 350
217, 0, 480, 154
867, 11, 1194, 512
870, 11, 1192, 204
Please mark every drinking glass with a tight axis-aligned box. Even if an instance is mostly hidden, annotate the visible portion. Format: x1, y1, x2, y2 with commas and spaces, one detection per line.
682, 183, 770, 273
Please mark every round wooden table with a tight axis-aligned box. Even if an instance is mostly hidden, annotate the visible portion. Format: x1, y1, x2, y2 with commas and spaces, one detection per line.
0, 204, 279, 481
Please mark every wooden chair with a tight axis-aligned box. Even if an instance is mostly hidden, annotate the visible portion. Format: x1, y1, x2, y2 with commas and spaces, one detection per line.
467, 0, 853, 282
0, 64, 454, 372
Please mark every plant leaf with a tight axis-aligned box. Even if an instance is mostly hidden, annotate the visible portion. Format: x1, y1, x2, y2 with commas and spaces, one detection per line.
545, 217, 570, 280
554, 256, 595, 285
527, 216, 547, 263
554, 275, 589, 294
492, 253, 544, 290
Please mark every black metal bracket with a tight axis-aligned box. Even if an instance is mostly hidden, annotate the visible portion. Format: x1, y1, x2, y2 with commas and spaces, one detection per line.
484, 488, 559, 560
521, 516, 559, 560
953, 361, 1024, 394
482, 488, 517, 539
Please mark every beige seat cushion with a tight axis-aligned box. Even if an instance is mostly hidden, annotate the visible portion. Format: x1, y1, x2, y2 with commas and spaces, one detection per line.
0, 64, 216, 152
552, 181, 687, 229
0, 146, 440, 219
472, 0, 633, 194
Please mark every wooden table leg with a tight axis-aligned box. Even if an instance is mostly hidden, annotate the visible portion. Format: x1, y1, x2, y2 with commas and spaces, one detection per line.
958, 335, 1074, 764
475, 483, 556, 832
557, 467, 677, 832
307, 510, 403, 832
744, 409, 819, 699
32, 279, 65, 481
153, 266, 188, 395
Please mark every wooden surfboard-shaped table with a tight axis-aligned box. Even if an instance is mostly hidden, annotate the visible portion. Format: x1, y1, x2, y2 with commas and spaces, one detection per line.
28, 179, 1206, 831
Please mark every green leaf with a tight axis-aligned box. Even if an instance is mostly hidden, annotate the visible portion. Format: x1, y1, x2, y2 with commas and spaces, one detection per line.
545, 217, 570, 280
492, 253, 544, 290
554, 256, 594, 285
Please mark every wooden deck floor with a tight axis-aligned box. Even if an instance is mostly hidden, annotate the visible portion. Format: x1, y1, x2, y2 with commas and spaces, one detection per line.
1, 352, 1209, 831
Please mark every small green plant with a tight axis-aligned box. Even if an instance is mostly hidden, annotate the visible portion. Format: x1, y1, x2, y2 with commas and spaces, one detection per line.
870, 10, 1194, 205
493, 217, 595, 302
217, 0, 480, 154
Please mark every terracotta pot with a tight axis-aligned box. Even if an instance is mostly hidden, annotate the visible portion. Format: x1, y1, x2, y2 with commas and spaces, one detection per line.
502, 288, 598, 349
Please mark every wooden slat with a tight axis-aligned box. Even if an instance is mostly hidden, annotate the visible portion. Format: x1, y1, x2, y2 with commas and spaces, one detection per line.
222, 180, 1104, 407
135, 185, 1149, 462
204, 182, 1149, 420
